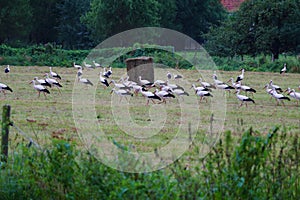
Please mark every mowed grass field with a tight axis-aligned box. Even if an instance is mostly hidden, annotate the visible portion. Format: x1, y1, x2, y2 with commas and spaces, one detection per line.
1, 66, 299, 152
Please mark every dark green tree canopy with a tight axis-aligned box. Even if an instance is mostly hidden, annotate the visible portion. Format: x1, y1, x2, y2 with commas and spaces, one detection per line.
0, 0, 32, 43
205, 0, 300, 59
82, 0, 160, 43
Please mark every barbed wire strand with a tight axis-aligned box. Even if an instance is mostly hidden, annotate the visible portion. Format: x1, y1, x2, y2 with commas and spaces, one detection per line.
10, 122, 41, 149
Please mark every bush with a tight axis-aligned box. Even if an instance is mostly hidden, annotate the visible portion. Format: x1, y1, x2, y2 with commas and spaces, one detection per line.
0, 127, 299, 199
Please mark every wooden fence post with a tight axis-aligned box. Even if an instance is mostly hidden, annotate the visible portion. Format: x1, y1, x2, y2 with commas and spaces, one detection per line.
1, 104, 11, 163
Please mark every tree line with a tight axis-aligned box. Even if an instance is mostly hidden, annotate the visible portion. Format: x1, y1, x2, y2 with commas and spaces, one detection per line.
0, 0, 299, 59
0, 0, 225, 49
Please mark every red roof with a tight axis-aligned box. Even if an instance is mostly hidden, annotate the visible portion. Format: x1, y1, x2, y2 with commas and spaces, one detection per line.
220, 0, 245, 11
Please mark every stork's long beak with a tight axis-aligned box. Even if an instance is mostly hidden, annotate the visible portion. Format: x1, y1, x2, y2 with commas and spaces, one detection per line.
29, 80, 33, 84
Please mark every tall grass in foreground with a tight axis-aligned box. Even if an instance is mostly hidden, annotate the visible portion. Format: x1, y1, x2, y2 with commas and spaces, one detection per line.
0, 127, 299, 199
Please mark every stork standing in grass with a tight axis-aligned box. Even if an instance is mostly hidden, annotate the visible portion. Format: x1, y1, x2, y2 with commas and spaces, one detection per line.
228, 77, 241, 89
215, 83, 235, 95
139, 76, 153, 87
30, 80, 50, 98
167, 71, 172, 80
197, 78, 215, 89
4, 65, 10, 74
103, 67, 112, 78
45, 73, 63, 94
264, 84, 274, 100
280, 63, 287, 75
111, 88, 133, 102
174, 74, 183, 80
270, 88, 290, 106
286, 88, 300, 105
235, 68, 245, 83
99, 73, 109, 88
139, 87, 161, 105
77, 67, 83, 82
0, 81, 13, 96
154, 89, 175, 104
191, 84, 211, 94
83, 62, 94, 69
73, 62, 82, 69
196, 90, 213, 103
269, 80, 283, 93
34, 77, 51, 88
79, 76, 93, 86
172, 88, 189, 100
212, 74, 225, 85
93, 61, 101, 68
237, 81, 256, 97
235, 89, 255, 107
109, 80, 130, 90
166, 80, 184, 91
49, 67, 61, 80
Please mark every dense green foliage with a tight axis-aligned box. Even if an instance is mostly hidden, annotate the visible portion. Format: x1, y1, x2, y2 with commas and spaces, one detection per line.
1, 44, 299, 73
0, 127, 299, 199
0, 44, 88, 66
205, 0, 300, 59
0, 0, 225, 48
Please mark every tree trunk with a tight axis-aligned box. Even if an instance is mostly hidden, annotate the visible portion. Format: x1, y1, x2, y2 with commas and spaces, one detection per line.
271, 39, 280, 61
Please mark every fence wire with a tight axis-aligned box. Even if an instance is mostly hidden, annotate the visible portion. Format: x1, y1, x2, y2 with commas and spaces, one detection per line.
10, 122, 41, 149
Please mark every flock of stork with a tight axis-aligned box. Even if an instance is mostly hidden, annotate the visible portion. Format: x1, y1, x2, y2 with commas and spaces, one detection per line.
0, 62, 299, 107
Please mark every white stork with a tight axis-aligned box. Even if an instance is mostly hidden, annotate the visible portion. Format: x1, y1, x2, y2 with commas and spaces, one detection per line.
172, 89, 189, 101
139, 87, 161, 105
103, 67, 112, 78
196, 90, 213, 103
212, 74, 225, 85
49, 67, 62, 80
79, 76, 94, 86
139, 76, 153, 87
215, 83, 235, 94
0, 82, 13, 95
167, 71, 172, 80
83, 62, 94, 69
235, 68, 245, 83
77, 67, 83, 81
152, 80, 167, 88
29, 80, 50, 97
228, 77, 241, 89
238, 81, 256, 96
131, 85, 143, 96
280, 63, 287, 74
286, 88, 300, 105
191, 84, 211, 94
99, 73, 109, 87
269, 80, 283, 93
174, 74, 183, 80
235, 89, 255, 107
271, 88, 290, 106
34, 77, 51, 88
111, 88, 133, 102
264, 84, 274, 100
93, 61, 101, 68
45, 73, 63, 94
154, 89, 175, 104
4, 65, 10, 74
73, 62, 82, 69
110, 80, 130, 90
197, 78, 215, 89
166, 80, 184, 91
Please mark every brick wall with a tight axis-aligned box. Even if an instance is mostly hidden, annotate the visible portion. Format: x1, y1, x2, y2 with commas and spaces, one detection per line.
221, 0, 245, 11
